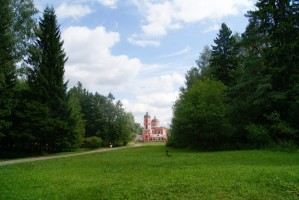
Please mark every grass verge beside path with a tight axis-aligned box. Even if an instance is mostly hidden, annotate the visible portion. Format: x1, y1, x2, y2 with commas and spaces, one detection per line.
0, 148, 92, 162
0, 145, 139, 166
0, 143, 298, 199
0, 142, 140, 163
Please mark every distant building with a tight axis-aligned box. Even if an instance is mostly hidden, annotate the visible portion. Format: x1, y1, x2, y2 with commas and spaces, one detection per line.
141, 112, 167, 142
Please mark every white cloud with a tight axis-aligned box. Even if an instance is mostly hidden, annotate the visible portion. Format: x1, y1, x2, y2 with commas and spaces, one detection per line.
127, 35, 160, 47
56, 3, 93, 19
36, 1, 116, 22
61, 25, 184, 127
137, 73, 184, 94
62, 26, 142, 93
97, 0, 118, 9
132, 0, 255, 37
161, 46, 191, 58
122, 72, 184, 127
141, 1, 181, 37
202, 24, 221, 33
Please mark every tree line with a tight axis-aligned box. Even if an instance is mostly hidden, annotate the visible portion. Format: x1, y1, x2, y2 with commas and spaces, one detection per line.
168, 0, 299, 151
0, 2, 141, 153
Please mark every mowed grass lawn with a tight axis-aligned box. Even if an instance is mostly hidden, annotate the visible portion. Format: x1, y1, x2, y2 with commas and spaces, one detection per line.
0, 144, 299, 200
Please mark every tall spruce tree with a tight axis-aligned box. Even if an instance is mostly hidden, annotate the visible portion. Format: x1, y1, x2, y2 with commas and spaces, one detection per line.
0, 0, 15, 138
250, 0, 299, 129
26, 6, 70, 151
210, 23, 240, 87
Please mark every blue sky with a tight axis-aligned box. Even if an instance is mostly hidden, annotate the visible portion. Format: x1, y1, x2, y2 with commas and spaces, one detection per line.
34, 0, 256, 126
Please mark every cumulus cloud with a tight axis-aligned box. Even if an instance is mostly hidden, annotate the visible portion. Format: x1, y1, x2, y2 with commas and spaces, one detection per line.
132, 0, 255, 37
56, 3, 93, 20
62, 26, 142, 92
141, 1, 181, 36
96, 0, 118, 9
122, 72, 184, 126
61, 25, 184, 127
35, 0, 118, 14
202, 24, 221, 33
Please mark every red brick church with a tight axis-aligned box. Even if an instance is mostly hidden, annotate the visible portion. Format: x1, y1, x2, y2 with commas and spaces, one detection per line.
142, 112, 167, 142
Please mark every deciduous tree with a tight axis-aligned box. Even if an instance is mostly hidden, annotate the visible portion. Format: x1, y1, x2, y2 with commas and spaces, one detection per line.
171, 79, 233, 150
0, 0, 36, 141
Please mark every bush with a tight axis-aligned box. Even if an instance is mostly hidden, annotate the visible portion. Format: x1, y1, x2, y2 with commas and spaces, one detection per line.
245, 123, 271, 147
112, 140, 123, 147
265, 112, 298, 142
166, 137, 175, 147
271, 140, 298, 153
84, 136, 102, 149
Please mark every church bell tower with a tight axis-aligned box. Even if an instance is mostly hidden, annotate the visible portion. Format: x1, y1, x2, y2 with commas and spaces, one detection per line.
144, 112, 151, 130
142, 112, 152, 142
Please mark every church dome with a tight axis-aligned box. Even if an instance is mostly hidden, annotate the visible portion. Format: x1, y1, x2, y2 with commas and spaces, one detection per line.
151, 116, 160, 127
151, 117, 159, 123
144, 112, 151, 118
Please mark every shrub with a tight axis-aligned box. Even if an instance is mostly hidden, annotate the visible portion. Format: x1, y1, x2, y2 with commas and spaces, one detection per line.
112, 140, 123, 147
166, 137, 175, 147
245, 123, 271, 147
84, 136, 102, 149
265, 112, 298, 142
272, 140, 298, 153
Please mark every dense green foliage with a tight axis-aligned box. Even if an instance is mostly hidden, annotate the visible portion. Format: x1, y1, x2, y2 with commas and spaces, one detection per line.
169, 0, 299, 150
0, 145, 298, 199
0, 0, 36, 141
229, 0, 299, 148
0, 4, 139, 153
171, 79, 233, 150
69, 82, 137, 147
0, 0, 16, 138
84, 136, 102, 149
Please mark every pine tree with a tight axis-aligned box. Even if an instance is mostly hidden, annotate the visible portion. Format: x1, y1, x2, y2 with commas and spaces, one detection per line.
26, 6, 70, 151
250, 0, 299, 121
0, 0, 16, 138
230, 0, 299, 146
210, 23, 240, 87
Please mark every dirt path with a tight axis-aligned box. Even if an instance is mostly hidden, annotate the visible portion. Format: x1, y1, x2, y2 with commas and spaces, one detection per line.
0, 145, 141, 166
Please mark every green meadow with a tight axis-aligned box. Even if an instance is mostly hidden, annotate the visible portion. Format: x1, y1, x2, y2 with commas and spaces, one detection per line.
0, 144, 299, 200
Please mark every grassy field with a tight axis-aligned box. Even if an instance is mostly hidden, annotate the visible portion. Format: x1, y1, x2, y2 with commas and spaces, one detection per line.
0, 143, 299, 200
0, 148, 94, 162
